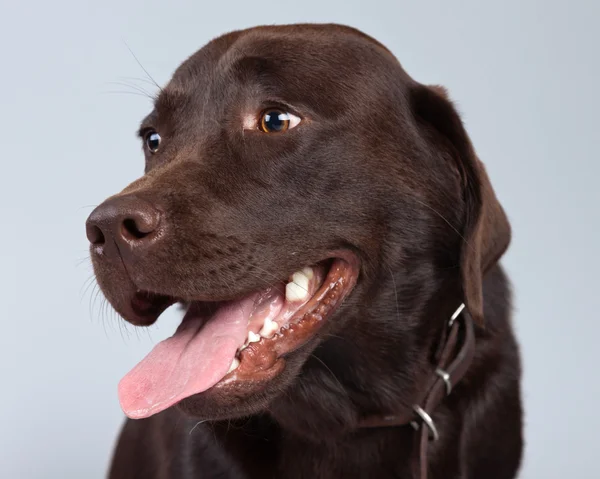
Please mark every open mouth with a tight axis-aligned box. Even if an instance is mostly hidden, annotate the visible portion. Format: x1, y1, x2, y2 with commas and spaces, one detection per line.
118, 254, 360, 419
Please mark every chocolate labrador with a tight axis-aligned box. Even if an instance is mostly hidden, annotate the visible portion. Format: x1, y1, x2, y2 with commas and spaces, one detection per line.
86, 24, 523, 479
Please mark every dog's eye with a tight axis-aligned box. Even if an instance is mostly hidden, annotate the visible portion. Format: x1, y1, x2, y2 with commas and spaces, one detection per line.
144, 130, 161, 153
258, 109, 301, 133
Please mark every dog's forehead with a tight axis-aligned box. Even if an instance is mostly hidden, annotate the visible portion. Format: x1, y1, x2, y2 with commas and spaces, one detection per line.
155, 25, 406, 117
176, 24, 395, 80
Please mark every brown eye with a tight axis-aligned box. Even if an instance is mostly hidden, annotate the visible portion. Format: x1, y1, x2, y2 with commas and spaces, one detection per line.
258, 109, 300, 133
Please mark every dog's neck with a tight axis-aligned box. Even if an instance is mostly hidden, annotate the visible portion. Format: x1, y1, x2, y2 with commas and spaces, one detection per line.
262, 298, 475, 479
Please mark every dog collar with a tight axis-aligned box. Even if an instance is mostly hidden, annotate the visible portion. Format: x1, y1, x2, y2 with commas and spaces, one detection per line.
357, 303, 476, 479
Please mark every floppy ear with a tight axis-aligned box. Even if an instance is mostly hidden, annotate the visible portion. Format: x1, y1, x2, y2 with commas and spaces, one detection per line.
410, 84, 511, 324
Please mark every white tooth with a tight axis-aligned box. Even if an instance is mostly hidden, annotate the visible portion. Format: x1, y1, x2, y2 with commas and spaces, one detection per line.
259, 318, 279, 338
261, 317, 273, 331
286, 282, 306, 301
302, 266, 314, 280
227, 357, 240, 374
286, 271, 309, 301
293, 271, 310, 289
247, 331, 261, 343
239, 344, 247, 352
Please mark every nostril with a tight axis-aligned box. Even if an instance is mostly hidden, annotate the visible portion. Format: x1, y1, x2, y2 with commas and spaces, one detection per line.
87, 224, 106, 246
122, 218, 150, 240
86, 197, 162, 248
121, 207, 162, 242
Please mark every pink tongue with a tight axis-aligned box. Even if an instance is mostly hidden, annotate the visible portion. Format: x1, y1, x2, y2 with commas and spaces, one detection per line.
118, 297, 255, 419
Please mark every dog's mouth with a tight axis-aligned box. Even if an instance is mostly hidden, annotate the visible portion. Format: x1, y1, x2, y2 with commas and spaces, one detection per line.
117, 253, 359, 419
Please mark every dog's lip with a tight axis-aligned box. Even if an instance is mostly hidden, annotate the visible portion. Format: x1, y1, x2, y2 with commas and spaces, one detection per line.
130, 291, 177, 322
213, 251, 360, 389
128, 250, 360, 321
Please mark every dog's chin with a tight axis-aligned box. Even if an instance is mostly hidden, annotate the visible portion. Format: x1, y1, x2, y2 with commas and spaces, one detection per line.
101, 251, 360, 421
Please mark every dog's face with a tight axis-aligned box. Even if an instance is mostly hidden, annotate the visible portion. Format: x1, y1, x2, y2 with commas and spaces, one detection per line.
87, 24, 510, 434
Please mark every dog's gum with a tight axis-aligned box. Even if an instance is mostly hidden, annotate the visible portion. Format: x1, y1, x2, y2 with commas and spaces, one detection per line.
233, 260, 358, 379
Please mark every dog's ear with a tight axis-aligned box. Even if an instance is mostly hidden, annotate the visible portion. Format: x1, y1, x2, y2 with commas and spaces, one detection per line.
410, 84, 511, 324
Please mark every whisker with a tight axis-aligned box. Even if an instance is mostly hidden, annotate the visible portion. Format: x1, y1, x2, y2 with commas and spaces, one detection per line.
117, 75, 159, 88
116, 307, 130, 342
320, 332, 354, 347
189, 419, 208, 435
92, 285, 104, 319
104, 81, 155, 99
242, 264, 312, 296
91, 284, 111, 340
122, 40, 163, 93
132, 315, 142, 342
386, 264, 401, 322
76, 256, 91, 268
410, 196, 473, 252
237, 270, 291, 303
248, 264, 286, 285
80, 274, 97, 301
309, 353, 349, 400
88, 282, 98, 323
101, 90, 154, 99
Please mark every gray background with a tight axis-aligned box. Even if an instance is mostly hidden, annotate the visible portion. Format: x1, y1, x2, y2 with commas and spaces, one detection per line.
1, 0, 597, 477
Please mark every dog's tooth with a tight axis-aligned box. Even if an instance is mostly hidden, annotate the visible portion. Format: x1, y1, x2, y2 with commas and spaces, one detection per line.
259, 318, 279, 338
302, 266, 314, 280
293, 271, 310, 288
259, 318, 269, 336
227, 357, 240, 374
247, 331, 261, 343
286, 271, 309, 301
286, 282, 306, 301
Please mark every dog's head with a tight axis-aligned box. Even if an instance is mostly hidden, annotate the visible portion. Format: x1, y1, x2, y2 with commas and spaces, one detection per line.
87, 24, 510, 434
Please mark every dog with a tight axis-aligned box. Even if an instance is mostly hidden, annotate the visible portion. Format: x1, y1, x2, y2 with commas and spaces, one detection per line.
86, 24, 523, 479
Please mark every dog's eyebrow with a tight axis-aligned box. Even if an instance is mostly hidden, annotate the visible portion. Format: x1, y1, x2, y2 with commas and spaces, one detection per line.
228, 56, 300, 101
137, 112, 158, 137
231, 55, 274, 79
154, 89, 187, 116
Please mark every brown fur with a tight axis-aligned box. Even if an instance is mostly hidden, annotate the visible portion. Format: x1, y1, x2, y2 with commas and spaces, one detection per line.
87, 24, 522, 479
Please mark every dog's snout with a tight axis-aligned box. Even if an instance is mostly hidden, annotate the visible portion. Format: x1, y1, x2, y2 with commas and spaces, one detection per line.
86, 196, 162, 253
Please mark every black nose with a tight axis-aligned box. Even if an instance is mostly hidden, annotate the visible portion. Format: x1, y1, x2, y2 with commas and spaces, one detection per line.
86, 196, 163, 255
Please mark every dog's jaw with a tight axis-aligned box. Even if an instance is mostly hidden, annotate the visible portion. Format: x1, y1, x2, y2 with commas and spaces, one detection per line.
116, 253, 360, 419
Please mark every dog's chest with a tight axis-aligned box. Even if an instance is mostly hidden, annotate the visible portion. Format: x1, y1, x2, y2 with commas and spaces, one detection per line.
199, 422, 414, 479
